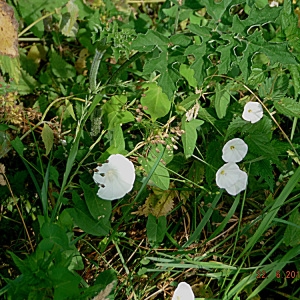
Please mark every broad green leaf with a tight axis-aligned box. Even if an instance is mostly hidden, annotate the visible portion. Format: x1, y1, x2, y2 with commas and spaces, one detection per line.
10, 136, 24, 156
39, 223, 69, 251
181, 118, 204, 158
215, 83, 231, 119
141, 82, 171, 121
66, 192, 110, 236
130, 30, 169, 52
283, 209, 300, 247
42, 123, 54, 156
274, 97, 300, 117
225, 117, 248, 140
80, 180, 112, 223
146, 214, 167, 245
170, 33, 191, 47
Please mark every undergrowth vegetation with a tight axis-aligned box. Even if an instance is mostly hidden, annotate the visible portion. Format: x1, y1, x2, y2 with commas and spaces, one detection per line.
1, 0, 300, 299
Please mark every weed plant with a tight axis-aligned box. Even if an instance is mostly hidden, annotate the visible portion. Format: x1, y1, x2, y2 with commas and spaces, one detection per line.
1, 0, 300, 299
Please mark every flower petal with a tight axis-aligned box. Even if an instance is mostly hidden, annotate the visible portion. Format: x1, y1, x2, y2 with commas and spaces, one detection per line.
222, 138, 248, 163
93, 154, 135, 200
242, 102, 263, 124
225, 170, 248, 196
172, 282, 195, 300
216, 162, 248, 195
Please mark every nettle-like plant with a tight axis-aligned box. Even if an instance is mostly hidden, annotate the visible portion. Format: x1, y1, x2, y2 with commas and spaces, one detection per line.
1, 0, 300, 299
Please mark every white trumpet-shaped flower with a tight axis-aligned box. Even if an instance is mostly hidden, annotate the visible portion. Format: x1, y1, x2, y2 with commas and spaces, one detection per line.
222, 138, 248, 163
242, 101, 263, 124
172, 282, 195, 300
216, 162, 248, 196
93, 154, 135, 200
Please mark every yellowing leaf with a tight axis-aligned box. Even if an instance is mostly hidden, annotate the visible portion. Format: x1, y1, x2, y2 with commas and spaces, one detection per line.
0, 1, 18, 58
42, 123, 54, 156
137, 185, 175, 217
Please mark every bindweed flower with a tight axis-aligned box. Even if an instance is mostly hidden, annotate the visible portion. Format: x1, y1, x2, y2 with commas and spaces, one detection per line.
222, 138, 248, 163
93, 154, 135, 200
216, 162, 248, 196
242, 102, 263, 123
172, 282, 195, 300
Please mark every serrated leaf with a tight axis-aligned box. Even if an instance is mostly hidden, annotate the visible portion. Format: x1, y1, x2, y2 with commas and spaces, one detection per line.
0, 55, 20, 83
181, 118, 204, 158
146, 214, 167, 245
42, 123, 54, 156
141, 82, 171, 121
130, 30, 169, 52
274, 97, 300, 117
225, 117, 249, 139
215, 83, 231, 119
251, 159, 274, 191
284, 209, 300, 247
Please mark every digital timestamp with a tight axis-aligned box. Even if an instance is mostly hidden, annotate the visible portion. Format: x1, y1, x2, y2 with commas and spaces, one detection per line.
256, 270, 300, 279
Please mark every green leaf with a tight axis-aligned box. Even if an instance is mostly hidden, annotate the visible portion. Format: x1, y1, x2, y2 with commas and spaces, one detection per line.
215, 83, 231, 119
146, 214, 167, 245
284, 209, 300, 247
274, 97, 300, 118
201, 0, 236, 21
225, 117, 248, 140
179, 64, 197, 88
42, 123, 54, 156
107, 111, 134, 130
50, 51, 76, 78
111, 125, 125, 152
251, 159, 275, 192
66, 192, 110, 236
141, 82, 171, 121
181, 118, 204, 158
39, 223, 69, 251
49, 166, 60, 187
130, 30, 169, 52
80, 180, 112, 223
140, 152, 170, 190
0, 56, 20, 83
11, 136, 24, 156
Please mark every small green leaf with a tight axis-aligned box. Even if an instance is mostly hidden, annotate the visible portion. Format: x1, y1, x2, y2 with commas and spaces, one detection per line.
215, 83, 231, 119
141, 82, 171, 121
179, 64, 197, 88
146, 214, 167, 245
181, 118, 204, 158
42, 123, 54, 156
39, 223, 69, 250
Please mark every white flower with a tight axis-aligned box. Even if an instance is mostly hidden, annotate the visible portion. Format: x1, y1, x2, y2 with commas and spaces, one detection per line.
172, 282, 195, 300
242, 102, 263, 124
93, 154, 135, 200
269, 1, 279, 7
222, 138, 248, 163
216, 163, 248, 196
